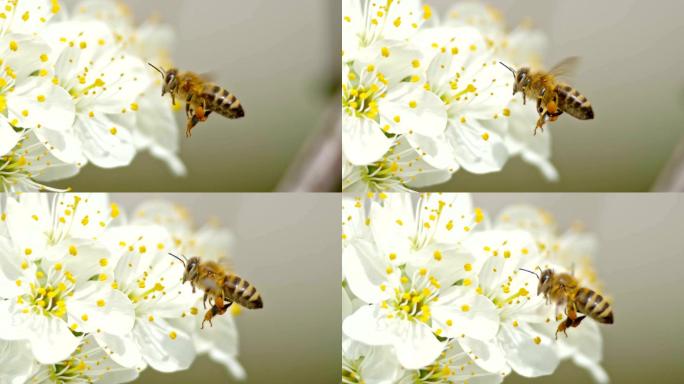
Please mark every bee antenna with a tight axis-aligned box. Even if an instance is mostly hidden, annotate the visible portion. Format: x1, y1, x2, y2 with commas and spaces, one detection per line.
499, 61, 516, 76
519, 268, 540, 280
168, 252, 186, 267
148, 62, 165, 78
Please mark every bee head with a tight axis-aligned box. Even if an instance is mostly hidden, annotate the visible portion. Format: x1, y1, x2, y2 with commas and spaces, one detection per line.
519, 267, 553, 296
537, 268, 555, 296
163, 68, 179, 96
148, 63, 179, 98
169, 253, 199, 284
499, 62, 530, 96
184, 256, 200, 283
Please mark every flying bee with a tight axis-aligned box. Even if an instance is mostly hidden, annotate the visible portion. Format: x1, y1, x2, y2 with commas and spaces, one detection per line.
170, 253, 263, 329
520, 267, 613, 338
148, 63, 245, 138
499, 57, 594, 135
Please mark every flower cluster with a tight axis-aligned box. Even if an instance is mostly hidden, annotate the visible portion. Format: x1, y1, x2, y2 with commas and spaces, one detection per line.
0, 194, 246, 383
342, 193, 610, 383
342, 1, 558, 192
0, 0, 184, 192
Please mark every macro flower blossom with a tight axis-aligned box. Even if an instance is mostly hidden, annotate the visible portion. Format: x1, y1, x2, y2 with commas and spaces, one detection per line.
342, 0, 560, 191
131, 199, 246, 379
341, 193, 611, 383
0, 193, 250, 383
0, 0, 185, 191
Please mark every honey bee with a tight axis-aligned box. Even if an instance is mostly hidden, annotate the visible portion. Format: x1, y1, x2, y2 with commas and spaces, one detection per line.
500, 57, 594, 135
170, 253, 263, 329
520, 267, 613, 338
148, 63, 245, 137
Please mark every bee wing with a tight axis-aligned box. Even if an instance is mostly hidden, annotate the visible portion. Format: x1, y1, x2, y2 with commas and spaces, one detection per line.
217, 256, 235, 273
548, 57, 580, 79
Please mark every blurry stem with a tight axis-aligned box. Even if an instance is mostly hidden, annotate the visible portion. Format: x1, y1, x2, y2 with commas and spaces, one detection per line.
653, 137, 684, 191
276, 98, 341, 192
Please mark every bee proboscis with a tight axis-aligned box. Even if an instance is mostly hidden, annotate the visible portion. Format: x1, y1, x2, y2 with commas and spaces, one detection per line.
148, 63, 245, 137
170, 253, 263, 329
500, 57, 594, 135
520, 267, 613, 338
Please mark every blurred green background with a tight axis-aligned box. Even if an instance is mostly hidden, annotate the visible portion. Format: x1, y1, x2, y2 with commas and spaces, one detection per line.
55, 0, 339, 192
112, 193, 340, 383
472, 193, 684, 383
422, 0, 684, 191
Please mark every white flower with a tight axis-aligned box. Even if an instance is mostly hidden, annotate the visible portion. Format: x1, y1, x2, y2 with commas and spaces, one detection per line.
493, 205, 609, 382
95, 224, 198, 372
343, 337, 404, 384
131, 199, 245, 379
343, 41, 446, 166
0, 194, 135, 364
0, 0, 59, 36
71, 0, 186, 175
341, 194, 612, 382
402, 340, 507, 384
343, 194, 498, 369
342, 138, 451, 192
42, 19, 150, 168
342, 0, 431, 64
1, 131, 81, 192
409, 26, 513, 174
26, 336, 139, 384
462, 229, 561, 377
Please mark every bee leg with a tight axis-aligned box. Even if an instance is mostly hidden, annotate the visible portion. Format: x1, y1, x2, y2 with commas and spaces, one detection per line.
556, 317, 573, 339
185, 100, 192, 119
203, 291, 209, 309
201, 305, 220, 329
186, 115, 199, 138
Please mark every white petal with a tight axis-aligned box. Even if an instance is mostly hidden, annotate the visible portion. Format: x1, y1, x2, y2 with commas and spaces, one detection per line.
446, 119, 509, 174
133, 318, 195, 372
432, 286, 499, 340
379, 83, 447, 136
74, 113, 136, 168
369, 194, 415, 263
0, 116, 21, 155
342, 305, 393, 346
359, 346, 404, 383
0, 340, 36, 384
0, 237, 26, 297
5, 196, 50, 260
343, 240, 392, 304
393, 321, 444, 369
342, 114, 393, 165
93, 333, 145, 369
458, 336, 509, 374
7, 79, 79, 163
500, 324, 560, 377
28, 316, 81, 364
67, 281, 135, 336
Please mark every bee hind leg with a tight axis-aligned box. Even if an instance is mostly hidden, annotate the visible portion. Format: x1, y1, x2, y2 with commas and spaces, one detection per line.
201, 305, 220, 329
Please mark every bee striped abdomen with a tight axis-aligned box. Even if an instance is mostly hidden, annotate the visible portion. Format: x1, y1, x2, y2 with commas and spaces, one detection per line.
556, 84, 594, 120
575, 287, 613, 324
224, 274, 263, 309
202, 84, 245, 119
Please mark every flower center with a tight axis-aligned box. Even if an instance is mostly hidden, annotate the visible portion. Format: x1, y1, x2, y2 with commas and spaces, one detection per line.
343, 83, 381, 119
19, 264, 75, 318
383, 270, 439, 324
